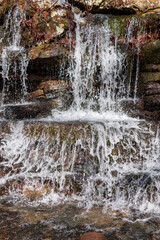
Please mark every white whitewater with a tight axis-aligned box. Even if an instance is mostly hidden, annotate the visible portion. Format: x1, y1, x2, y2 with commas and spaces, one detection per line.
0, 120, 160, 214
67, 14, 126, 112
0, 12, 160, 216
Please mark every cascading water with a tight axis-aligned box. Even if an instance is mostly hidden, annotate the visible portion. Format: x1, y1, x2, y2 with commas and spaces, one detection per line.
0, 6, 160, 234
52, 14, 144, 121
1, 6, 28, 105
0, 120, 160, 213
69, 14, 126, 112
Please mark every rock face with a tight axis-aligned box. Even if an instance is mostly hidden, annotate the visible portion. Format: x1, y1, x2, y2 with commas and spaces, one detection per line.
68, 0, 160, 14
140, 40, 160, 113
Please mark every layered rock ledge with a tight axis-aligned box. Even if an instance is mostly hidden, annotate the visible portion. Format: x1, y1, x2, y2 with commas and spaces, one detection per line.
68, 0, 160, 14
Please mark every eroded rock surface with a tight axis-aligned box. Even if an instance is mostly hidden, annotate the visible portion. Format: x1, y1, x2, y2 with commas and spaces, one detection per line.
68, 0, 160, 14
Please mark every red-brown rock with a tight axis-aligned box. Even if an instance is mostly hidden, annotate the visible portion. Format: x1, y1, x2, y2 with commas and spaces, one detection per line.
80, 232, 107, 240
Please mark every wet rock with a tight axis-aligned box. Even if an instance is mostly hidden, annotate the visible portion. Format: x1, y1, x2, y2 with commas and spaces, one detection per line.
23, 186, 51, 201
121, 99, 160, 121
0, 0, 14, 25
2, 102, 53, 119
144, 95, 160, 111
27, 89, 45, 101
2, 95, 73, 119
27, 80, 72, 100
2, 80, 73, 119
65, 173, 84, 194
80, 232, 107, 240
25, 80, 73, 116
141, 10, 160, 37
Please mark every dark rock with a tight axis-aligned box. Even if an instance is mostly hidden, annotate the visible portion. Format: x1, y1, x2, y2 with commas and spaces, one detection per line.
144, 95, 160, 111
2, 102, 52, 119
145, 89, 160, 96
142, 10, 160, 37
27, 56, 69, 77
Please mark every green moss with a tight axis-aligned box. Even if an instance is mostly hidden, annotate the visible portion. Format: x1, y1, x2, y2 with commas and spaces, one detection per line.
107, 14, 145, 38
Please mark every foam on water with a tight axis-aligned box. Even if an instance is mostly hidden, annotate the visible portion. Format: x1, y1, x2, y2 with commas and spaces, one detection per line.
47, 109, 137, 122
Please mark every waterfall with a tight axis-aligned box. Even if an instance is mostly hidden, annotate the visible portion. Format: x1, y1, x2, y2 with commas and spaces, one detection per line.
1, 6, 28, 105
0, 8, 160, 218
51, 14, 143, 121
